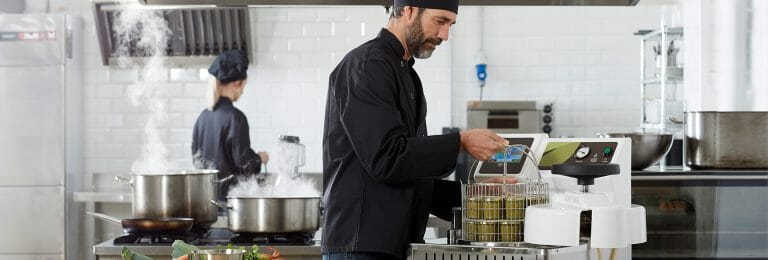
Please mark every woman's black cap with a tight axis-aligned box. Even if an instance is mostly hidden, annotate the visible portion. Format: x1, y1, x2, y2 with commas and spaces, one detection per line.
208, 50, 249, 84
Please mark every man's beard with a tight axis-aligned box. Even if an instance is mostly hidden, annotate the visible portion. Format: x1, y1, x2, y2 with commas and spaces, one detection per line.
405, 16, 442, 59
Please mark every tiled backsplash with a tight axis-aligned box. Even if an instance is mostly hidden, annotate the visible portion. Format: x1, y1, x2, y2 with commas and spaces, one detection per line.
72, 3, 665, 183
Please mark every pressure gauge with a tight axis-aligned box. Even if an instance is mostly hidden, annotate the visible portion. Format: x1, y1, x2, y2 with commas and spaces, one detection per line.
574, 145, 591, 159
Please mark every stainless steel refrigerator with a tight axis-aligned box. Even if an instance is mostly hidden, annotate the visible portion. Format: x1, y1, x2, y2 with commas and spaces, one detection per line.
0, 14, 82, 260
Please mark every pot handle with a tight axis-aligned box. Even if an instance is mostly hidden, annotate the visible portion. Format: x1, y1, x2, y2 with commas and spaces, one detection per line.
114, 175, 133, 186
210, 200, 232, 210
212, 174, 234, 184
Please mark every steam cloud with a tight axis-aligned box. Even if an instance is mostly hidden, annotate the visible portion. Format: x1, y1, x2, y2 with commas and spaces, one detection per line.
112, 3, 174, 173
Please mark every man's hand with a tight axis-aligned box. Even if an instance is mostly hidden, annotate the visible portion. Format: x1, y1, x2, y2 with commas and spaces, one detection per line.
257, 151, 269, 164
459, 129, 508, 161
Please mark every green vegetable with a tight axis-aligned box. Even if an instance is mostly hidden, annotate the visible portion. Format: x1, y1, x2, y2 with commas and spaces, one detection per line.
121, 247, 153, 260
241, 244, 262, 260
171, 240, 200, 259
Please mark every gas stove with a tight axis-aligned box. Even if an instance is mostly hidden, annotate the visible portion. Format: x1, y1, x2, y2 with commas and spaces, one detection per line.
113, 232, 200, 245
96, 228, 322, 260
111, 228, 315, 246
230, 232, 315, 245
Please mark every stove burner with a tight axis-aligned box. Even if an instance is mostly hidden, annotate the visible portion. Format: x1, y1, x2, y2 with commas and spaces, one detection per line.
113, 232, 200, 245
230, 232, 314, 245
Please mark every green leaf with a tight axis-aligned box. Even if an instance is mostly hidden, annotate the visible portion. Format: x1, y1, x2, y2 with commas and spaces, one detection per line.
121, 247, 153, 260
171, 240, 200, 258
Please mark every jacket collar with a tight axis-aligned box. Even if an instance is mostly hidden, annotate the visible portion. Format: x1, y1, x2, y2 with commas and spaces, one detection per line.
378, 28, 416, 66
215, 96, 233, 110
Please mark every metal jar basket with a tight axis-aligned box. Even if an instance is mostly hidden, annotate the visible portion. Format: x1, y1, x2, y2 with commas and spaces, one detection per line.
460, 144, 550, 244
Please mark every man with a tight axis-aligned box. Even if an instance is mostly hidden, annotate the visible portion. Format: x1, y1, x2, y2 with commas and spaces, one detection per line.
322, 0, 508, 259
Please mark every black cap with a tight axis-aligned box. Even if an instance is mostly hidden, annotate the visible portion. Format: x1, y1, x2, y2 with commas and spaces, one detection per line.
208, 50, 249, 84
394, 0, 459, 14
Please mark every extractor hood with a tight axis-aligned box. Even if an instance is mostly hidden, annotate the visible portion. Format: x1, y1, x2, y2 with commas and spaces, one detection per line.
94, 2, 251, 66
138, 0, 639, 6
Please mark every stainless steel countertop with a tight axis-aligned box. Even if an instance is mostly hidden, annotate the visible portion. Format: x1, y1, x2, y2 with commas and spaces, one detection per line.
632, 167, 768, 180
94, 229, 321, 259
93, 239, 321, 256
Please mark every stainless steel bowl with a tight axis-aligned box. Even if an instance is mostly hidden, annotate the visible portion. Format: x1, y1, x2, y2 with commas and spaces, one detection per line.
188, 249, 245, 260
599, 133, 674, 170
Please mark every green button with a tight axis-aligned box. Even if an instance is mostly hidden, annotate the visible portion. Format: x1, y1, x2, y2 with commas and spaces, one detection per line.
603, 147, 613, 156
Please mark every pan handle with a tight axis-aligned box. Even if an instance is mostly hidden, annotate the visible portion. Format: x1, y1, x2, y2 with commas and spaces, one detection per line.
212, 174, 234, 183
666, 115, 685, 124
210, 200, 232, 210
115, 175, 133, 186
86, 212, 122, 225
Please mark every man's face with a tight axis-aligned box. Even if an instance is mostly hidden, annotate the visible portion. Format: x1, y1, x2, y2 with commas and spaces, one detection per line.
405, 8, 456, 59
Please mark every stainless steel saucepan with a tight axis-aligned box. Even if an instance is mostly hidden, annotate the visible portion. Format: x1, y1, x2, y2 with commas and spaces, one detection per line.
211, 196, 321, 233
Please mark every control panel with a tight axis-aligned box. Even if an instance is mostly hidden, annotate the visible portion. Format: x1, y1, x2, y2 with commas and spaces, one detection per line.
538, 142, 618, 170
477, 138, 534, 174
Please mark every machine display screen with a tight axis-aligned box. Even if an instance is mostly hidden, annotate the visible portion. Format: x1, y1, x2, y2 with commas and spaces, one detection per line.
477, 138, 533, 175
491, 146, 524, 163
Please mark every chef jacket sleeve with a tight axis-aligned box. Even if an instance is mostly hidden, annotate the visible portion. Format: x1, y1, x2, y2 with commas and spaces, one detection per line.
430, 179, 462, 221
229, 113, 262, 175
337, 59, 460, 183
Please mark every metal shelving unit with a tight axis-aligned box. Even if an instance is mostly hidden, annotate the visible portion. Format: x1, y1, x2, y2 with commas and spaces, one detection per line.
636, 26, 684, 134
636, 26, 684, 170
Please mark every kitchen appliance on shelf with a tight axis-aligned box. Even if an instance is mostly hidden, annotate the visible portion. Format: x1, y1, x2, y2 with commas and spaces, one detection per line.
408, 137, 647, 260
467, 100, 544, 134
0, 14, 83, 260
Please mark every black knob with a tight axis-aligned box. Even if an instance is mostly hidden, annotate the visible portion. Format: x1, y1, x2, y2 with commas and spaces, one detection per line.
279, 135, 300, 143
542, 125, 552, 133
543, 115, 552, 123
552, 163, 619, 187
543, 104, 553, 113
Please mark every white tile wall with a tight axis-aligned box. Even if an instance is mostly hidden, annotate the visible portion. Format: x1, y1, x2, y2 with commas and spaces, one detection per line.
60, 1, 668, 182
451, 6, 662, 138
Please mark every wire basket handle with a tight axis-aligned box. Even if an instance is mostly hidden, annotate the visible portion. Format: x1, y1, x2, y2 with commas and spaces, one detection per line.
465, 144, 542, 184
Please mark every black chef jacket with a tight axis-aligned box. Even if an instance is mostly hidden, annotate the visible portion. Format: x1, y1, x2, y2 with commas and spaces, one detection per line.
192, 97, 262, 200
322, 28, 462, 259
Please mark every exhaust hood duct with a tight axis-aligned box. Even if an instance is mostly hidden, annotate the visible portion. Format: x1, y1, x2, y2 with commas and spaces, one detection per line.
93, 2, 251, 66
138, 0, 639, 6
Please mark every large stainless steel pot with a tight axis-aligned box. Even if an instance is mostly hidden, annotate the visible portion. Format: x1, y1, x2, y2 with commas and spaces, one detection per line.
116, 170, 232, 231
212, 197, 321, 233
686, 111, 768, 169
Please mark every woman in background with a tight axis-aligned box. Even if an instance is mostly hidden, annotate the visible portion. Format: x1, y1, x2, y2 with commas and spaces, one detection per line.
192, 50, 268, 200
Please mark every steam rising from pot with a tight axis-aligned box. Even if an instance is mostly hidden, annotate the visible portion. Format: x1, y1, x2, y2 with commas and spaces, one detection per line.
112, 2, 175, 173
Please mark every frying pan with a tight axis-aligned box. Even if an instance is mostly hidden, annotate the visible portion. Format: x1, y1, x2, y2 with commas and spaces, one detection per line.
87, 212, 194, 235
